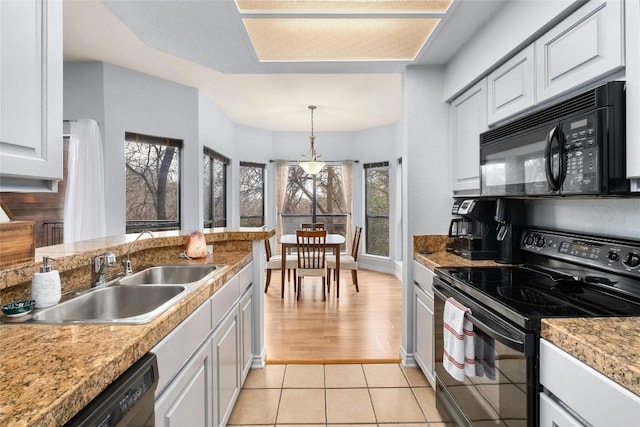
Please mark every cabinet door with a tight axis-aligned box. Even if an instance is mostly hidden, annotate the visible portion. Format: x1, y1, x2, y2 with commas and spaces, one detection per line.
536, 0, 624, 103
240, 287, 253, 382
155, 340, 213, 427
450, 79, 487, 195
487, 44, 536, 126
211, 308, 240, 427
414, 284, 435, 388
0, 0, 63, 192
539, 393, 584, 427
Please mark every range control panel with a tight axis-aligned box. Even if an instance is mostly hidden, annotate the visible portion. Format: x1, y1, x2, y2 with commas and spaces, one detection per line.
521, 228, 640, 277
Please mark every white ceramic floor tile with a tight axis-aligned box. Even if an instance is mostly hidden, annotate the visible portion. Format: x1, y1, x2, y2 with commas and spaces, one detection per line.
325, 364, 367, 388
283, 364, 325, 388
363, 363, 410, 387
326, 388, 376, 423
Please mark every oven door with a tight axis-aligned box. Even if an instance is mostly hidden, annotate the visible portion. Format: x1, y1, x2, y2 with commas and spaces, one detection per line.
433, 278, 537, 427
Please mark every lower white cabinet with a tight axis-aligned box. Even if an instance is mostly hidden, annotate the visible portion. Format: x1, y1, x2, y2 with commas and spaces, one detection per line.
413, 261, 436, 388
155, 340, 213, 426
153, 261, 253, 427
211, 308, 240, 427
539, 339, 640, 426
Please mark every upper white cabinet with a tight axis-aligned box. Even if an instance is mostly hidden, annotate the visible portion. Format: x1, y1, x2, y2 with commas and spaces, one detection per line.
487, 44, 536, 126
450, 79, 487, 195
0, 0, 63, 192
536, 0, 624, 103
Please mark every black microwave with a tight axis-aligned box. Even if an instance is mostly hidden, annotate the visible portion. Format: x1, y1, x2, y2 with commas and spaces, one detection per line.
480, 81, 630, 196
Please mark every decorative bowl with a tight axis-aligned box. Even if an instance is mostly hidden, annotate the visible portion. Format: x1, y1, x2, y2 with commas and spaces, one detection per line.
2, 300, 36, 317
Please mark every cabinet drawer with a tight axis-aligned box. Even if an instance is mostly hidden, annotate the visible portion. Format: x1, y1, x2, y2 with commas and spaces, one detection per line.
212, 274, 239, 328
540, 339, 640, 425
152, 299, 212, 395
413, 261, 435, 298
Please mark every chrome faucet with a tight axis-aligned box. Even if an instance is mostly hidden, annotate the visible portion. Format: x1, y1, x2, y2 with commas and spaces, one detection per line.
92, 252, 116, 288
124, 231, 154, 276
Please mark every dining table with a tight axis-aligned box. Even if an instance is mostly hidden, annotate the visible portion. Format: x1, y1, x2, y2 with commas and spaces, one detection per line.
279, 233, 346, 299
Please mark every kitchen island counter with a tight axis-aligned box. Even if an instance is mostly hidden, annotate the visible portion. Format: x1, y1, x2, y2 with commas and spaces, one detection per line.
0, 228, 272, 427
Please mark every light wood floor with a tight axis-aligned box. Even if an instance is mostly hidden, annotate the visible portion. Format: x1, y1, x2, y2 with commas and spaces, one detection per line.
263, 268, 403, 364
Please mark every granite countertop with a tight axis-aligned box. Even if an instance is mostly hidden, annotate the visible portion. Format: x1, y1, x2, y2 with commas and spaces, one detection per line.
0, 228, 273, 426
542, 318, 640, 397
412, 235, 640, 399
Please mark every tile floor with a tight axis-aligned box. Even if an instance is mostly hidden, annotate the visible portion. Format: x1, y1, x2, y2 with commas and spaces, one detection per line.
228, 363, 455, 426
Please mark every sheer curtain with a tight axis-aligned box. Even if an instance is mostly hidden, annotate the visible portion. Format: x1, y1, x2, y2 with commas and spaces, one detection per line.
274, 160, 289, 255
341, 161, 353, 253
63, 119, 106, 242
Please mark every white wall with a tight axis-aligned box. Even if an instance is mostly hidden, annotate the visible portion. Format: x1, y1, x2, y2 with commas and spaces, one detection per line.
401, 65, 451, 362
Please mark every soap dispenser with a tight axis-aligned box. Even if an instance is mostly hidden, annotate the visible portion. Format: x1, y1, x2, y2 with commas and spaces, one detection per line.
31, 256, 61, 308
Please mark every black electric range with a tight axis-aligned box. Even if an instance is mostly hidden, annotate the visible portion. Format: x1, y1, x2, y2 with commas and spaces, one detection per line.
435, 228, 640, 331
432, 227, 640, 427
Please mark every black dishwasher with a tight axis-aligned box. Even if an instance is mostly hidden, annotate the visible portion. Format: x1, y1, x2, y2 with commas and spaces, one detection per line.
65, 353, 158, 427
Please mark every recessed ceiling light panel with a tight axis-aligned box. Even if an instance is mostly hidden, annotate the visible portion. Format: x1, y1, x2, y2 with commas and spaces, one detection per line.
243, 17, 439, 61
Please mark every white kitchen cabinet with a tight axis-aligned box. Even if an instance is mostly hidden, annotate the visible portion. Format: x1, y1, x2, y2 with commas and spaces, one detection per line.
153, 261, 254, 427
155, 340, 213, 427
211, 308, 240, 427
239, 287, 253, 382
413, 261, 436, 388
539, 339, 640, 426
450, 79, 487, 196
0, 0, 63, 192
536, 0, 624, 103
487, 44, 536, 126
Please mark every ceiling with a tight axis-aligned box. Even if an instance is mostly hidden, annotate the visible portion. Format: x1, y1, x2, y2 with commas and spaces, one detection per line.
63, 0, 504, 132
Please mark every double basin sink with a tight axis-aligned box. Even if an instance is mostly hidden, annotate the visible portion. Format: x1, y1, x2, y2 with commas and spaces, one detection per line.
14, 264, 223, 325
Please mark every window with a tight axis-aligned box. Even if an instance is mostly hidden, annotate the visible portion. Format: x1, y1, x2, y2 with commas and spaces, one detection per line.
280, 164, 348, 236
365, 161, 389, 256
125, 132, 181, 233
239, 162, 265, 226
203, 148, 229, 228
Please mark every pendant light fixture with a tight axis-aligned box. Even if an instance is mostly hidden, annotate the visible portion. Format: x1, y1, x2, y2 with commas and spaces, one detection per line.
298, 105, 325, 175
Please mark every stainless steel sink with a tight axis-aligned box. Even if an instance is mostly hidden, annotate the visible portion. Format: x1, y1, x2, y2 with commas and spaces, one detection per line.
117, 265, 218, 286
29, 285, 187, 324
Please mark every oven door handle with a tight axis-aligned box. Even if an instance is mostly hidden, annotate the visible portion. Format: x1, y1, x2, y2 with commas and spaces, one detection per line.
433, 284, 525, 350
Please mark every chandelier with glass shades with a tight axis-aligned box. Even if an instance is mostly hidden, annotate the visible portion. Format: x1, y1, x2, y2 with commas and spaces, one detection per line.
298, 105, 325, 175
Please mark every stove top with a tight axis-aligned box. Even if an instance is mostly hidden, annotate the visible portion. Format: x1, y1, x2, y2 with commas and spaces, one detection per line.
434, 228, 640, 330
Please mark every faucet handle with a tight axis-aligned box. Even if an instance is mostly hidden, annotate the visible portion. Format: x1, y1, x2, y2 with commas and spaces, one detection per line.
94, 252, 116, 272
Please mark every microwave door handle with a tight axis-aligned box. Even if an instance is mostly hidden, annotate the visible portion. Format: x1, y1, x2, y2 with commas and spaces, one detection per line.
545, 125, 561, 191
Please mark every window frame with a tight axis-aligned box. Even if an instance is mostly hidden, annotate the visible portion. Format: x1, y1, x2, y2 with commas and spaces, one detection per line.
203, 148, 229, 228
125, 132, 182, 233
364, 161, 390, 257
239, 161, 266, 227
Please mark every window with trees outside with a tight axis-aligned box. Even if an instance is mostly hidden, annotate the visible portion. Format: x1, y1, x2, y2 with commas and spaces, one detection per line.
239, 162, 265, 226
125, 132, 181, 233
365, 161, 389, 257
203, 148, 229, 228
281, 164, 348, 238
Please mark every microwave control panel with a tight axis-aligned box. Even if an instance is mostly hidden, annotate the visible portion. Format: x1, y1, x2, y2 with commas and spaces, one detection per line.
561, 113, 599, 193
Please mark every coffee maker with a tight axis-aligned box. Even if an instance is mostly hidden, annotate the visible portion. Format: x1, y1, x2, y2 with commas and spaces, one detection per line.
446, 199, 499, 260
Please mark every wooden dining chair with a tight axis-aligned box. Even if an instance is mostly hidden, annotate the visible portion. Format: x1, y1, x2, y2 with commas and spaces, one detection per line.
295, 229, 328, 301
300, 223, 324, 230
264, 239, 297, 293
327, 225, 362, 293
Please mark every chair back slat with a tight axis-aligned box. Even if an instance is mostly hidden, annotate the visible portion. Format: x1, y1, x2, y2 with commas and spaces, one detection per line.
351, 226, 363, 260
264, 239, 273, 261
296, 229, 327, 269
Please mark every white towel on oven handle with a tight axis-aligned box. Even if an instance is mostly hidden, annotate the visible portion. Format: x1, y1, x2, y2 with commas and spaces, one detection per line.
443, 297, 475, 382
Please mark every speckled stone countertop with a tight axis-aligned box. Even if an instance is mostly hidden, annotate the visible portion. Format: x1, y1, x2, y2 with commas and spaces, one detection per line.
0, 228, 273, 426
542, 318, 640, 397
412, 235, 640, 399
